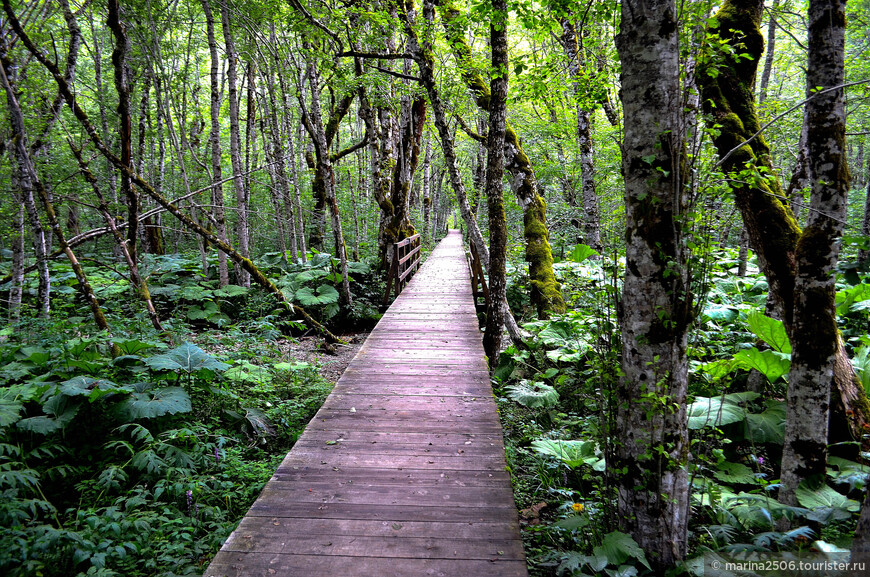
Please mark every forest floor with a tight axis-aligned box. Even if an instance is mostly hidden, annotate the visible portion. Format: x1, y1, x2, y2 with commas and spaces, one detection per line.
277, 332, 369, 382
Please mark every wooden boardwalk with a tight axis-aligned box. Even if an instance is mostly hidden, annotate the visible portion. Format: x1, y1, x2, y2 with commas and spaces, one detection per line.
204, 230, 528, 577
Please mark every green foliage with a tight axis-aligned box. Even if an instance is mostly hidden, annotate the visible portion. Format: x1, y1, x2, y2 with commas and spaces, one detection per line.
505, 380, 560, 408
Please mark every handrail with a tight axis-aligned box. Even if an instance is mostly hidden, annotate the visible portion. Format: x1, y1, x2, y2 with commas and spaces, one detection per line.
467, 241, 490, 316
383, 234, 422, 305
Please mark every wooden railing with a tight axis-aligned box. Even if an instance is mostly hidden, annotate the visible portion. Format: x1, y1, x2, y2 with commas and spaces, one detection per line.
467, 241, 490, 315
383, 234, 422, 305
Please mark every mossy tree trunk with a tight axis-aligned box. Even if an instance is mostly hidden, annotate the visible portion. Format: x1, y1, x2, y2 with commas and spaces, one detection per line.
697, 0, 870, 445
780, 0, 850, 507
439, 0, 565, 317
615, 0, 692, 569
482, 0, 508, 364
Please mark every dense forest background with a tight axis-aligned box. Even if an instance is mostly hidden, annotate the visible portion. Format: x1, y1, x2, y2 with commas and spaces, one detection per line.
2, 0, 870, 574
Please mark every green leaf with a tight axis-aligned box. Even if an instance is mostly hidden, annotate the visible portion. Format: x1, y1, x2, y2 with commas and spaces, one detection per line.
115, 387, 192, 420
568, 244, 598, 263
593, 531, 650, 570
553, 515, 590, 530
59, 377, 131, 402
703, 304, 739, 323
0, 398, 23, 427
145, 342, 229, 374
742, 400, 786, 444
698, 359, 738, 381
687, 396, 747, 429
504, 380, 559, 408
713, 461, 759, 484
795, 481, 860, 512
733, 348, 790, 382
213, 284, 249, 297
114, 339, 160, 355
295, 284, 340, 306
17, 395, 80, 434
747, 311, 791, 353
531, 439, 600, 469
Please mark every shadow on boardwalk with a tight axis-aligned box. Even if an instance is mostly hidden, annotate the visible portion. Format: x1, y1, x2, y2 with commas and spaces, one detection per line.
205, 230, 527, 577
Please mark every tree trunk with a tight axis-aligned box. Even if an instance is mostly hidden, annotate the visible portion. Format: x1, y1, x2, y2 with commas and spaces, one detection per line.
779, 0, 849, 507
859, 156, 870, 266
696, 0, 870, 444
8, 198, 25, 319
757, 0, 778, 106
439, 0, 565, 317
482, 0, 508, 364
203, 0, 230, 286
559, 16, 602, 255
0, 34, 50, 318
422, 134, 432, 241
219, 0, 250, 286
615, 0, 691, 569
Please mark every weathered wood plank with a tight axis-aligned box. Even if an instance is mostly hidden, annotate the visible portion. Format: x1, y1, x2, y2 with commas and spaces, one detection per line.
203, 230, 527, 577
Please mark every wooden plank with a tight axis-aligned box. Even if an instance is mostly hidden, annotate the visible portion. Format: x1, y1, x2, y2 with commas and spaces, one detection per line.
206, 553, 527, 577
203, 230, 527, 577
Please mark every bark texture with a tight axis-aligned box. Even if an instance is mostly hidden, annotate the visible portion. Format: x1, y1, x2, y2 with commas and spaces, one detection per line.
615, 0, 691, 569
780, 0, 849, 506
697, 0, 870, 444
439, 0, 565, 317
482, 0, 508, 364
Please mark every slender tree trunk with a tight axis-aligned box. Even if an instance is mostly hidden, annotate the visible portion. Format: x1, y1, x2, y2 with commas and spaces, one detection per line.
757, 0, 778, 106
0, 35, 50, 318
482, 0, 508, 364
8, 198, 25, 319
859, 156, 870, 266
286, 116, 307, 262
107, 0, 138, 264
0, 59, 114, 344
219, 0, 250, 286
440, 0, 565, 317
202, 0, 229, 286
559, 16, 602, 255
615, 0, 691, 569
422, 134, 432, 241
779, 0, 849, 507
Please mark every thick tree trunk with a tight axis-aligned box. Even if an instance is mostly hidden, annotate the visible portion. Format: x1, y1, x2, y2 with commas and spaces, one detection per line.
219, 1, 250, 286
615, 0, 691, 570
203, 0, 229, 285
482, 0, 508, 364
697, 0, 870, 444
779, 0, 849, 507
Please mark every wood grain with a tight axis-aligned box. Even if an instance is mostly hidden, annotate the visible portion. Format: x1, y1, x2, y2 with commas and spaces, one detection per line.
204, 230, 527, 577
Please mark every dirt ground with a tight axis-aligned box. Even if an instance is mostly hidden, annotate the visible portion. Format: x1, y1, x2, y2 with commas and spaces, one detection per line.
273, 332, 368, 383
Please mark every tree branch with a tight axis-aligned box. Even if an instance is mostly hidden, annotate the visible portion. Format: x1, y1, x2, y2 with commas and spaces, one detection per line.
454, 114, 486, 142
331, 135, 369, 162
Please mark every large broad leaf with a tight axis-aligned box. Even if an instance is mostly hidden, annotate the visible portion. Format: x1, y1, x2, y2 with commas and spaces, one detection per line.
17, 394, 80, 434
213, 284, 249, 297
713, 461, 759, 484
0, 398, 23, 427
568, 244, 598, 263
114, 339, 160, 356
531, 439, 599, 469
733, 348, 790, 382
746, 311, 791, 354
59, 377, 132, 402
741, 400, 786, 444
295, 284, 340, 306
145, 342, 229, 374
836, 283, 870, 315
795, 480, 860, 513
504, 380, 559, 408
703, 304, 739, 323
115, 387, 192, 421
593, 531, 650, 570
687, 396, 747, 429
851, 345, 870, 393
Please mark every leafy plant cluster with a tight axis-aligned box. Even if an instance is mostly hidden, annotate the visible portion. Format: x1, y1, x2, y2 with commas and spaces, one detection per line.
495, 245, 870, 576
0, 323, 333, 577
